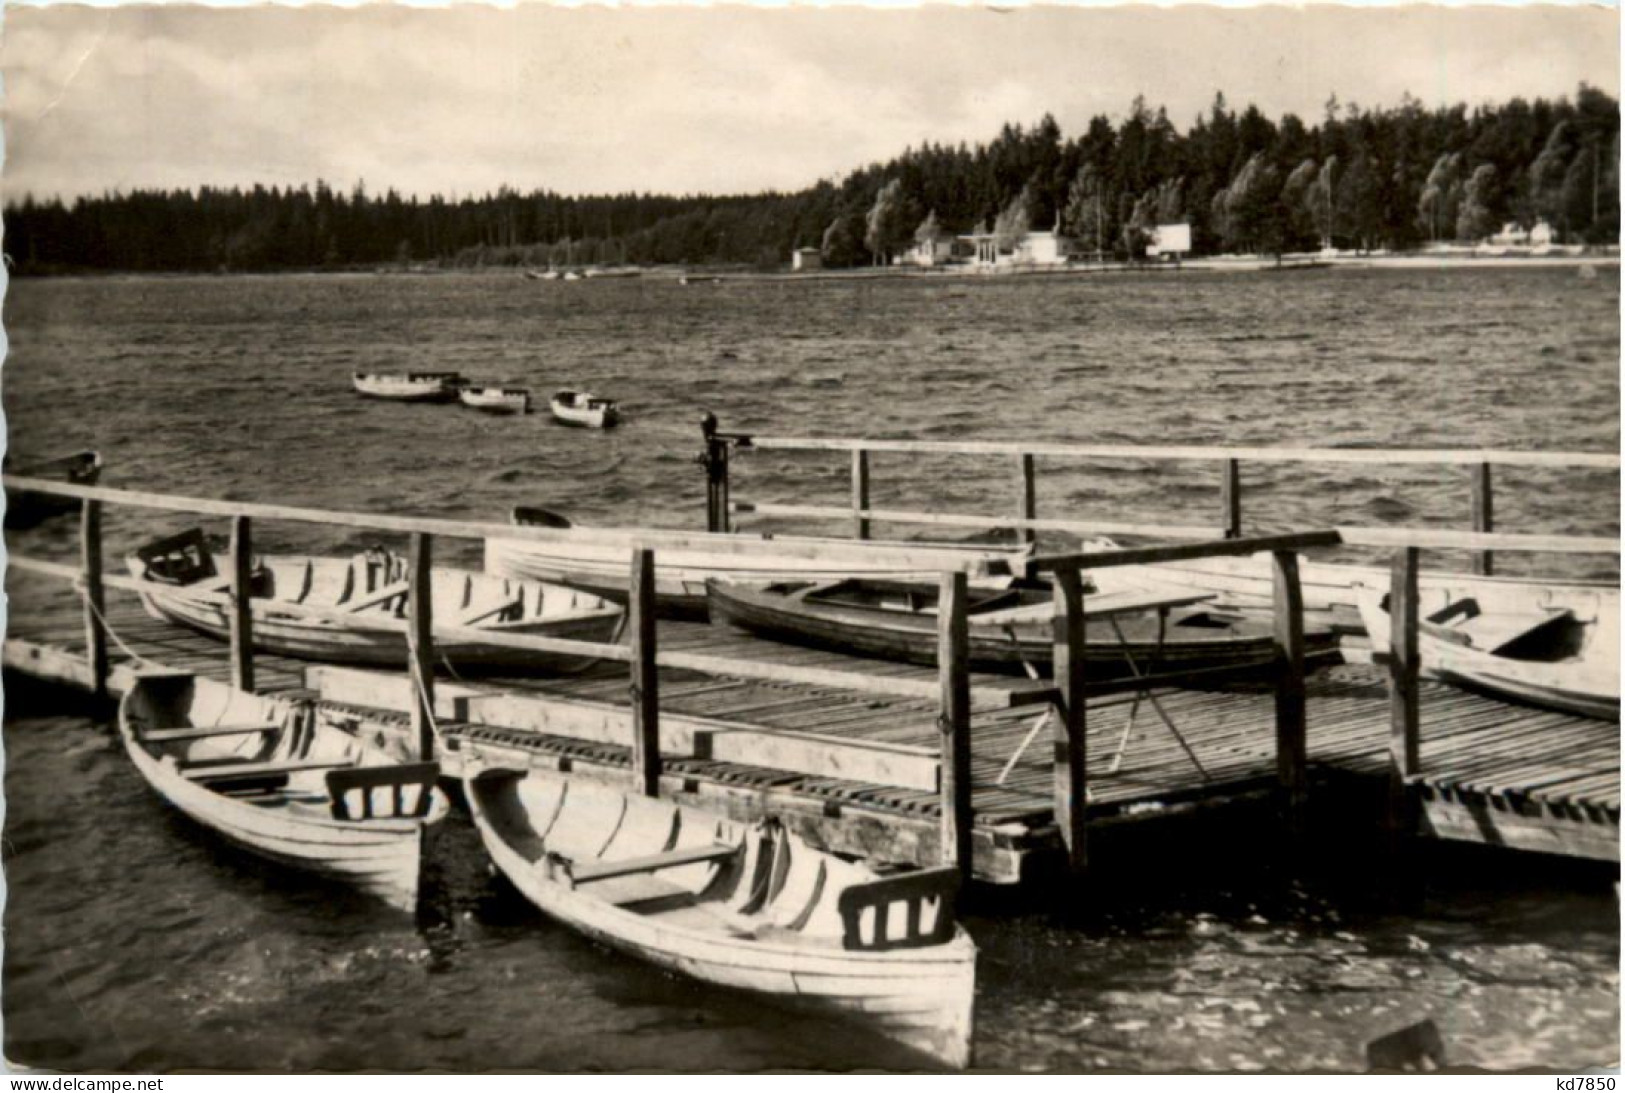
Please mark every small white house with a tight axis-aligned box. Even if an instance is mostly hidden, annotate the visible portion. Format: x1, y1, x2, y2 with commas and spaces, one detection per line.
901, 236, 957, 267
1487, 219, 1555, 248
792, 247, 823, 272
958, 229, 1068, 268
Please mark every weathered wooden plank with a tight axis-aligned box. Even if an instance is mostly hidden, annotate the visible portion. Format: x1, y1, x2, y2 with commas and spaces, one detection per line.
1273, 549, 1307, 840
407, 532, 435, 761
630, 548, 661, 797
229, 515, 255, 693
1220, 458, 1242, 539
1025, 530, 1343, 576
939, 571, 973, 877
1470, 462, 1495, 576
737, 500, 1221, 542
852, 449, 871, 541
80, 499, 109, 700
1017, 453, 1037, 547
1053, 568, 1088, 876
1339, 526, 1617, 556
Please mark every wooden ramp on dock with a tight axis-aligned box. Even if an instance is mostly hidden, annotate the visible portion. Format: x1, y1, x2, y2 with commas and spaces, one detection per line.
5, 574, 1618, 878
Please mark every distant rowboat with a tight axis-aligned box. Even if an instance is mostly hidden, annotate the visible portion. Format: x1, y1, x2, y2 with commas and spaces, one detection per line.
465, 764, 976, 1068
352, 372, 464, 402
127, 529, 624, 670
120, 672, 448, 912
549, 390, 620, 428
460, 386, 531, 414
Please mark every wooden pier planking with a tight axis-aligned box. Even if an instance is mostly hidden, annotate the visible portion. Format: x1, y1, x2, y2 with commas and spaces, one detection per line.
4, 570, 1618, 875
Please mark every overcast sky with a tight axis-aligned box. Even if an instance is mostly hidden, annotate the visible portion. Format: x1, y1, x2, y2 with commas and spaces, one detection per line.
3, 3, 1618, 201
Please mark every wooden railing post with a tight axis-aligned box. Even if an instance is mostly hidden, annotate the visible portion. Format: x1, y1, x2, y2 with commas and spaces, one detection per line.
1386, 546, 1421, 843
1470, 462, 1494, 576
1220, 458, 1242, 538
937, 571, 972, 878
1271, 549, 1307, 843
229, 515, 255, 693
407, 532, 435, 762
79, 499, 108, 700
1017, 453, 1037, 546
630, 548, 661, 796
1052, 567, 1089, 877
852, 449, 871, 540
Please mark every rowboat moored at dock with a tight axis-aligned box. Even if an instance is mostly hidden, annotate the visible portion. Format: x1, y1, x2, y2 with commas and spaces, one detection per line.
127, 529, 624, 669
549, 390, 620, 428
1355, 584, 1620, 720
352, 371, 465, 401
486, 507, 1027, 618
707, 577, 1337, 678
4, 449, 101, 528
120, 673, 448, 912
459, 386, 531, 414
464, 764, 977, 1068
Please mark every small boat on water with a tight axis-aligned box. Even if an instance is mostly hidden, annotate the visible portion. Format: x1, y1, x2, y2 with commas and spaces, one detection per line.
549, 391, 620, 429
127, 529, 624, 669
120, 672, 448, 911
708, 577, 1334, 678
465, 765, 976, 1068
1354, 584, 1619, 720
352, 372, 464, 402
4, 449, 102, 528
460, 386, 531, 415
486, 507, 1025, 619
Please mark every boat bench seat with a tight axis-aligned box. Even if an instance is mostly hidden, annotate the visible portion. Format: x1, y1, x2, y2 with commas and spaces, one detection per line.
142, 722, 281, 743
566, 843, 740, 885
182, 758, 353, 784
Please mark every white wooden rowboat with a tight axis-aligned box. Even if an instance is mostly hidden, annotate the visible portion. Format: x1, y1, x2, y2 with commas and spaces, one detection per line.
549, 390, 620, 428
485, 507, 1025, 618
120, 673, 448, 911
465, 764, 977, 1067
1099, 548, 1617, 634
460, 386, 531, 414
352, 371, 464, 402
1354, 584, 1620, 720
127, 529, 624, 669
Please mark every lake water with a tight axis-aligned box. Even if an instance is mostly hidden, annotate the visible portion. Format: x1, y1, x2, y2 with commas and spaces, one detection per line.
2, 266, 1619, 1072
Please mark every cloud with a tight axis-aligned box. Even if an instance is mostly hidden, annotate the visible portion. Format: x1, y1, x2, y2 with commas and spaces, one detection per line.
2, 4, 1617, 199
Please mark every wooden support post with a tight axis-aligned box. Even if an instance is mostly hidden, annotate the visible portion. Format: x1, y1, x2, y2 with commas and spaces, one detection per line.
79, 499, 108, 701
1271, 549, 1307, 843
852, 449, 871, 541
701, 415, 732, 534
1052, 567, 1088, 877
1386, 546, 1422, 841
228, 515, 255, 693
407, 532, 435, 762
937, 571, 972, 877
1220, 458, 1242, 539
1470, 462, 1494, 576
1017, 453, 1037, 546
629, 548, 661, 797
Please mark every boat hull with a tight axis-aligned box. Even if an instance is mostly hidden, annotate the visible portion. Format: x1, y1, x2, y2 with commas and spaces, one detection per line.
128, 548, 624, 670
461, 389, 530, 414
352, 373, 463, 402
119, 675, 446, 911
464, 767, 976, 1068
707, 579, 1326, 678
1355, 587, 1619, 720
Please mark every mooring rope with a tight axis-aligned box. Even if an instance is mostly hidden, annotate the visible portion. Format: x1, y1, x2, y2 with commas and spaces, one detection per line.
73, 580, 158, 671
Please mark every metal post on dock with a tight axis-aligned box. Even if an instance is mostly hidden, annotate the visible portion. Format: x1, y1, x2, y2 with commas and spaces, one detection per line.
937, 571, 972, 878
1052, 567, 1089, 877
629, 548, 662, 796
852, 449, 871, 540
407, 532, 435, 762
1271, 549, 1307, 843
1220, 458, 1242, 539
1385, 546, 1422, 843
1017, 453, 1037, 546
700, 413, 732, 534
1470, 463, 1494, 576
79, 498, 109, 700
228, 515, 256, 693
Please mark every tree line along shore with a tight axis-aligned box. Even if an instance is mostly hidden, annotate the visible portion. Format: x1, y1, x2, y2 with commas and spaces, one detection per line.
5, 85, 1617, 276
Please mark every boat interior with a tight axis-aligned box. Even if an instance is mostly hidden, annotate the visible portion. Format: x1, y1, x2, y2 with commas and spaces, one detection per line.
473, 770, 959, 952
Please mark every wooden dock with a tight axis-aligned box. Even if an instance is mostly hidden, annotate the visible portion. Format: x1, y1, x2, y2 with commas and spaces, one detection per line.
7, 568, 1617, 878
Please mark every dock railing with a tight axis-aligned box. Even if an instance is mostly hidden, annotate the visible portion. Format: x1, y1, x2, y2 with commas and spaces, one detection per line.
701, 420, 1620, 576
4, 474, 1032, 880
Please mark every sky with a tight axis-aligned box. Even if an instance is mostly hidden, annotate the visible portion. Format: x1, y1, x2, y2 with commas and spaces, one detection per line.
2, 3, 1618, 201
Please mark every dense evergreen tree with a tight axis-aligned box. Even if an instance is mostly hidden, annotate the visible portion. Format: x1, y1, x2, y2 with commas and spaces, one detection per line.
5, 84, 1615, 273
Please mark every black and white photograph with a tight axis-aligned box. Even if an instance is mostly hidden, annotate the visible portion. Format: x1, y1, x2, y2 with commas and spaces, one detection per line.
0, 0, 1618, 1076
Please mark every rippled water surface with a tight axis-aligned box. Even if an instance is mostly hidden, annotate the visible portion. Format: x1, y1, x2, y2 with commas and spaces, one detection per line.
2, 267, 1619, 1072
